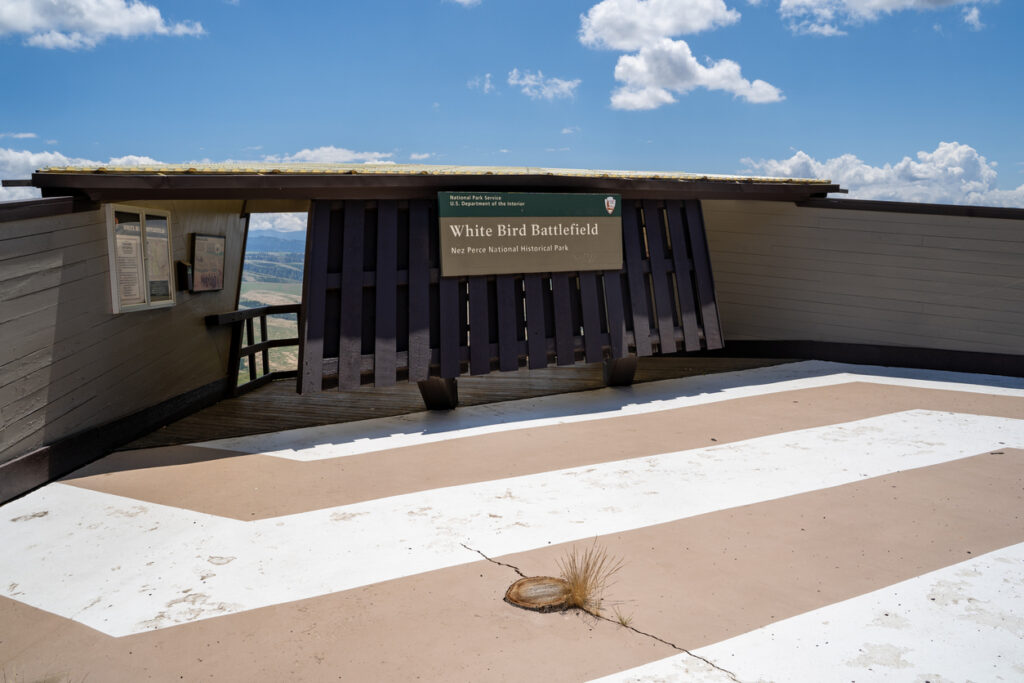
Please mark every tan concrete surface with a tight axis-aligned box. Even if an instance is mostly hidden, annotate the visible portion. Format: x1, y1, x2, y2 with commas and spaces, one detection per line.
2, 364, 1023, 681
62, 383, 1024, 519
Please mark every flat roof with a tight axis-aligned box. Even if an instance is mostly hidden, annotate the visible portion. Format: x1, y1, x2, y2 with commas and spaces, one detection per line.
24, 162, 845, 203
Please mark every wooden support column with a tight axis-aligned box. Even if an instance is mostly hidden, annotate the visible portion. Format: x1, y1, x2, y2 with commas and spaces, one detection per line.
418, 377, 459, 410
603, 355, 637, 387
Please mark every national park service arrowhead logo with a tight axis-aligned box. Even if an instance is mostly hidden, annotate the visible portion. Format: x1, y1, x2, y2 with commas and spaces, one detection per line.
604, 196, 616, 215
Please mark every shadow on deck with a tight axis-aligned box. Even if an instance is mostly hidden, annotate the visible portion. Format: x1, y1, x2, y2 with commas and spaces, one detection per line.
122, 356, 792, 450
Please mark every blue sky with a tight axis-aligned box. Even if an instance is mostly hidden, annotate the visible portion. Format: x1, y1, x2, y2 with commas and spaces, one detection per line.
2, 0, 1023, 220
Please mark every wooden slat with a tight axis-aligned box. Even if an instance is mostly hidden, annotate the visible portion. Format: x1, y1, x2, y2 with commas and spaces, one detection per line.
299, 201, 330, 392
209, 304, 301, 327
602, 271, 627, 359
621, 200, 653, 356
407, 200, 431, 382
685, 201, 723, 349
245, 318, 257, 381
524, 275, 547, 369
468, 276, 490, 375
226, 322, 242, 396
578, 272, 603, 363
338, 202, 366, 389
259, 315, 270, 375
642, 201, 678, 354
439, 276, 460, 378
665, 200, 701, 352
238, 336, 300, 357
496, 275, 519, 371
551, 272, 575, 366
374, 201, 398, 386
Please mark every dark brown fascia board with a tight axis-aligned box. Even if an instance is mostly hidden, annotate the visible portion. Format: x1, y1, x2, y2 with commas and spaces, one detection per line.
31, 171, 843, 203
799, 197, 1024, 221
0, 195, 99, 223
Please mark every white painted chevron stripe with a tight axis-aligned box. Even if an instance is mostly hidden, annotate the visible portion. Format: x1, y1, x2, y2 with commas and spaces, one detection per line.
196, 361, 1024, 462
2, 409, 1021, 637
591, 542, 1024, 682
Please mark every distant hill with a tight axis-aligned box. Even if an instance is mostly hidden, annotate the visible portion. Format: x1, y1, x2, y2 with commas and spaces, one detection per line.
242, 252, 304, 283
242, 230, 306, 283
246, 230, 305, 253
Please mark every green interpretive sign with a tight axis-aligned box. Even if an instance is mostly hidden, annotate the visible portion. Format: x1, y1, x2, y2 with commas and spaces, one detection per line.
438, 191, 623, 277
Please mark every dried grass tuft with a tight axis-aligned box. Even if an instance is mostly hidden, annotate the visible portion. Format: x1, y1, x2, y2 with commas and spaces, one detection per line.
556, 540, 624, 616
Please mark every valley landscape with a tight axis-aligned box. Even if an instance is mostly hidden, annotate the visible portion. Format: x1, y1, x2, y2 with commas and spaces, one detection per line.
238, 228, 305, 374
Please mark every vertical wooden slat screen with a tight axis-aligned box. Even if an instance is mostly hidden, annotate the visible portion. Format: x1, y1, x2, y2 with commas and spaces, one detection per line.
685, 200, 723, 349
524, 275, 547, 369
550, 272, 575, 366
578, 273, 604, 363
298, 202, 329, 393
374, 201, 398, 386
621, 202, 653, 357
643, 200, 678, 354
299, 197, 723, 392
337, 203, 365, 389
665, 200, 701, 352
468, 277, 490, 375
495, 275, 519, 372
603, 270, 628, 359
439, 277, 460, 378
407, 200, 431, 381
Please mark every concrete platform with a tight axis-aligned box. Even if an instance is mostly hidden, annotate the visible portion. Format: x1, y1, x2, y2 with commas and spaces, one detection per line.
2, 361, 1022, 681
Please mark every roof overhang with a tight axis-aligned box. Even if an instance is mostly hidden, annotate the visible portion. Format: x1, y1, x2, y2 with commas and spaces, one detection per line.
28, 163, 845, 204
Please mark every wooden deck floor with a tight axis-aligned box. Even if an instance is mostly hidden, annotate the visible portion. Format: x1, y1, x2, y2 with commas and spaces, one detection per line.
123, 356, 791, 450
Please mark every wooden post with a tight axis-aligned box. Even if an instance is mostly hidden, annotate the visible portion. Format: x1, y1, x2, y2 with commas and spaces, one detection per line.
603, 355, 637, 387
226, 321, 243, 398
417, 377, 459, 410
259, 313, 270, 375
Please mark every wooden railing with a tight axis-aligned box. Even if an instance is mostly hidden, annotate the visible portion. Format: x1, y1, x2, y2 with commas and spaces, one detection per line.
206, 304, 301, 397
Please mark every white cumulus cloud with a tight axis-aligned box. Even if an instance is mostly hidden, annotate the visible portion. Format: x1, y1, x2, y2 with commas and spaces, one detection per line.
741, 142, 1024, 207
778, 0, 995, 35
261, 146, 394, 164
249, 213, 308, 233
507, 69, 581, 100
962, 6, 983, 29
0, 0, 204, 49
0, 147, 163, 200
580, 0, 741, 50
612, 38, 783, 109
580, 0, 780, 110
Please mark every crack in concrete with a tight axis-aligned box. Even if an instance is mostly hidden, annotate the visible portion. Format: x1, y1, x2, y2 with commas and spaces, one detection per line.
461, 543, 527, 578
592, 612, 743, 682
463, 543, 743, 682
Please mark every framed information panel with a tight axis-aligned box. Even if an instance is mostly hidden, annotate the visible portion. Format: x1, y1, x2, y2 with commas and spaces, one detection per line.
106, 205, 175, 313
191, 233, 226, 292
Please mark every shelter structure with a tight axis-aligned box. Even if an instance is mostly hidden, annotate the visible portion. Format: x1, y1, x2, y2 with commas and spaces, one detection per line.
2, 163, 1023, 503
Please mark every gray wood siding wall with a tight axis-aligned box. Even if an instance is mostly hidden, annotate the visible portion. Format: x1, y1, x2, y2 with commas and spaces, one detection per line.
702, 200, 1024, 355
0, 200, 247, 465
